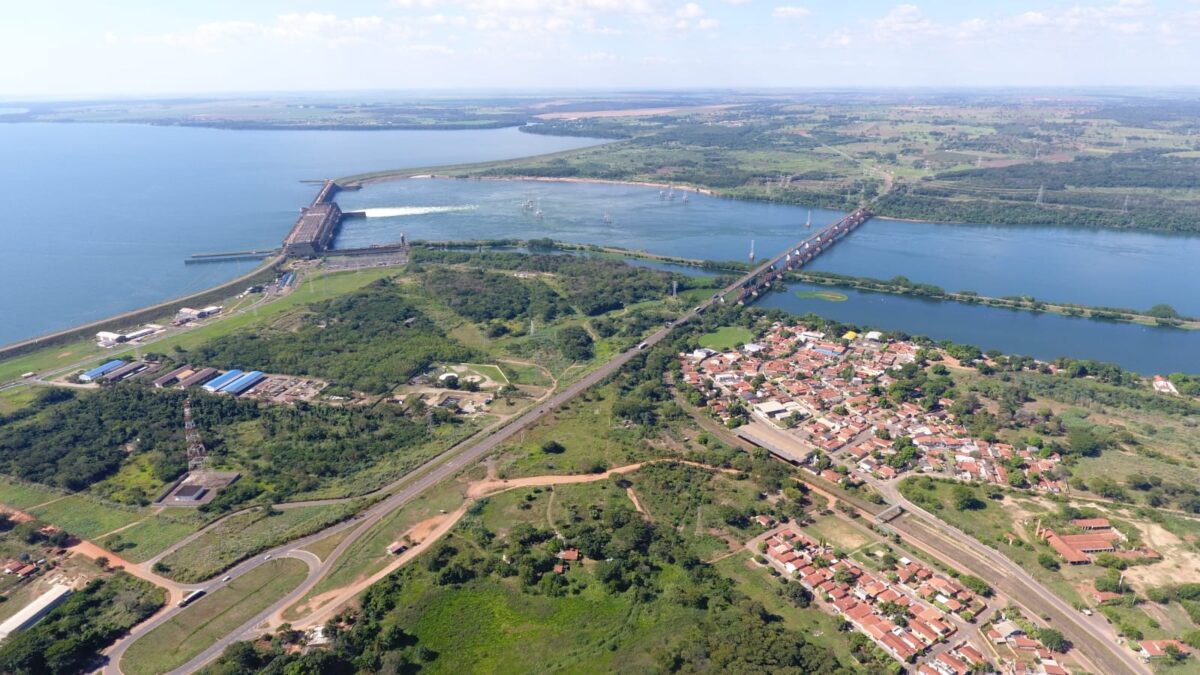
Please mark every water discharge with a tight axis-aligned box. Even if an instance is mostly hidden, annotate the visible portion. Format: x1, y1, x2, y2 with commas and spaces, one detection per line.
349, 205, 479, 218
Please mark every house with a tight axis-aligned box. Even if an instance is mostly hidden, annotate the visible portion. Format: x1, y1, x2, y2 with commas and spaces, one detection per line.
992, 620, 1025, 640
1072, 518, 1111, 531
1139, 640, 1191, 660
557, 549, 581, 562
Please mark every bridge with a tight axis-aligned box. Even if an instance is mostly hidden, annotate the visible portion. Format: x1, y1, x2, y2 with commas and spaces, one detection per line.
728, 208, 873, 305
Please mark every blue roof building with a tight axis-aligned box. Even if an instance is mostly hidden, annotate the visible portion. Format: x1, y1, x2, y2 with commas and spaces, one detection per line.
219, 371, 264, 395
80, 360, 126, 382
202, 369, 243, 392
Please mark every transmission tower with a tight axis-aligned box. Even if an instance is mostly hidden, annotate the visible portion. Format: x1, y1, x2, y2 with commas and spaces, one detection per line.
184, 398, 208, 472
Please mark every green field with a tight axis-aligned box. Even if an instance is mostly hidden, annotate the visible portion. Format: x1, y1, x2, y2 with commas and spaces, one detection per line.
157, 503, 362, 583
698, 326, 754, 351
795, 289, 849, 302
122, 558, 308, 675
0, 476, 64, 511
27, 495, 143, 540
101, 514, 204, 563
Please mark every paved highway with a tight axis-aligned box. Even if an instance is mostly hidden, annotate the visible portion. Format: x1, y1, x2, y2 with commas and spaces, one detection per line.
103, 219, 855, 673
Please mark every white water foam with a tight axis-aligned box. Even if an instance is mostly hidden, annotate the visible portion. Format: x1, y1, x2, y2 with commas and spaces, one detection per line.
351, 205, 478, 218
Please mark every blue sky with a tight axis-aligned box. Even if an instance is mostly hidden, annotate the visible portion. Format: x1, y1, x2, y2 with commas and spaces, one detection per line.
3, 0, 1198, 95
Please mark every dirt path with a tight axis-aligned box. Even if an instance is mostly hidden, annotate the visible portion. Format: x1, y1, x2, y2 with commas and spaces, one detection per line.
94, 518, 147, 541
626, 487, 650, 519
68, 540, 190, 604
283, 458, 735, 630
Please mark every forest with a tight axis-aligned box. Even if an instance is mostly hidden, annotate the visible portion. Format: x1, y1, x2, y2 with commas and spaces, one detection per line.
192, 279, 476, 394
0, 573, 164, 675
0, 383, 434, 506
422, 267, 573, 323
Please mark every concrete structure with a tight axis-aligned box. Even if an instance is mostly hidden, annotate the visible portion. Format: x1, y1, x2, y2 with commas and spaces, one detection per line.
202, 369, 243, 393
101, 360, 147, 383
0, 584, 72, 640
283, 180, 342, 257
80, 360, 126, 382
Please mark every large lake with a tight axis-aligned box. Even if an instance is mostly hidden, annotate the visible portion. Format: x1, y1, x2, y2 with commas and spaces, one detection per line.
338, 178, 1200, 373
0, 124, 605, 345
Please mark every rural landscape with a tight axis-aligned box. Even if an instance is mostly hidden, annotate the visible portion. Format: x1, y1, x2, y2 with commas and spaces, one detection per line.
2, 1, 1200, 673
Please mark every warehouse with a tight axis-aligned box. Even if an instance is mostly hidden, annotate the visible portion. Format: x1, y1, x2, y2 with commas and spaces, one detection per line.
79, 360, 126, 382
0, 584, 73, 640
202, 369, 243, 393
177, 367, 218, 389
101, 361, 147, 383
154, 365, 194, 388
219, 370, 265, 396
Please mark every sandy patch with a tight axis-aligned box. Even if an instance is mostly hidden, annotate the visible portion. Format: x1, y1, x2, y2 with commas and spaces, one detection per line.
626, 487, 650, 519
1120, 520, 1200, 589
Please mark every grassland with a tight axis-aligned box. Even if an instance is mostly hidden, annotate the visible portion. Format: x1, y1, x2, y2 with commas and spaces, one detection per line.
101, 514, 204, 563
697, 326, 754, 351
795, 289, 849, 302
157, 502, 363, 583
27, 495, 143, 540
122, 559, 308, 675
0, 475, 64, 510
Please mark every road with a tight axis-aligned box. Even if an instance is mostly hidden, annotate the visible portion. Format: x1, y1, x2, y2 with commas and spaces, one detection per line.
870, 478, 1148, 675
104, 217, 855, 673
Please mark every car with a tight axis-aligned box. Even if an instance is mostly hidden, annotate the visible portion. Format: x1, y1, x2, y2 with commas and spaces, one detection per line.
222, 575, 232, 582
263, 554, 272, 560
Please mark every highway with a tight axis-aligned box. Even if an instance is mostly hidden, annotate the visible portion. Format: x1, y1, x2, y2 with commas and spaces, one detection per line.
104, 207, 850, 673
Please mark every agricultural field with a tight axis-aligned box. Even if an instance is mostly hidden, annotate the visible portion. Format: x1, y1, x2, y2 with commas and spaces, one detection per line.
122, 559, 308, 675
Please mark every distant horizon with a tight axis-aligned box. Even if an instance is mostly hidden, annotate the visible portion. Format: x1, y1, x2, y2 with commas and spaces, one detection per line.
4, 1, 1200, 96
5, 84, 1200, 102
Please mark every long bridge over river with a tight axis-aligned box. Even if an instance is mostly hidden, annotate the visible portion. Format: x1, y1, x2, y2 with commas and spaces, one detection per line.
728, 207, 873, 305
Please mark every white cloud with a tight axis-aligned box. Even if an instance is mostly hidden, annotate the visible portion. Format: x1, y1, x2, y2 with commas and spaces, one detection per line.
676, 3, 706, 19
132, 13, 397, 50
820, 30, 852, 48
772, 6, 810, 19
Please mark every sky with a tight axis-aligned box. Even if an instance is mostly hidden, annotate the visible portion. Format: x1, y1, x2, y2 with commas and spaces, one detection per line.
3, 0, 1199, 96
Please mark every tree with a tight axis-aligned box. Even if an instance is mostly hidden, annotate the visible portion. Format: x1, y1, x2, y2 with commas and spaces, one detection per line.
952, 485, 985, 511
1038, 627, 1067, 652
958, 574, 992, 597
557, 326, 594, 361
1037, 553, 1061, 571
540, 440, 566, 454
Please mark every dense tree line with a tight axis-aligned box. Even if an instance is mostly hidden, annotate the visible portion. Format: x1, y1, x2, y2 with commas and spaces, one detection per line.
423, 267, 573, 323
0, 573, 163, 675
193, 279, 476, 394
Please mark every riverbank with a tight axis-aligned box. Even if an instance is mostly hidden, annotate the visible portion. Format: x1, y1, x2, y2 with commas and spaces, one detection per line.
788, 271, 1200, 331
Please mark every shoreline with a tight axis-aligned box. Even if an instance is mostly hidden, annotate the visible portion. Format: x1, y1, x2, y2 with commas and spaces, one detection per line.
359, 172, 718, 196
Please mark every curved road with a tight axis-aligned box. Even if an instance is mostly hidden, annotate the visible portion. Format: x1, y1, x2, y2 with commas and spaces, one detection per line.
105, 219, 845, 674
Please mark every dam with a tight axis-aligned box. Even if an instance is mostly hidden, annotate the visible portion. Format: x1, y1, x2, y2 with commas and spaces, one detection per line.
282, 180, 342, 257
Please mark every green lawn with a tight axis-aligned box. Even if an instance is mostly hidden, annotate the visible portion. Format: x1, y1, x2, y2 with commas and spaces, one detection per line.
122, 559, 308, 675
157, 503, 362, 583
698, 326, 754, 351
27, 495, 144, 540
0, 386, 37, 415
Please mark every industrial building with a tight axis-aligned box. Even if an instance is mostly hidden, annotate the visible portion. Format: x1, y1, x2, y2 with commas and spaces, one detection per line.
173, 305, 223, 326
218, 370, 265, 395
0, 584, 73, 640
96, 324, 163, 348
202, 369, 243, 393
282, 180, 342, 257
100, 361, 147, 383
177, 367, 218, 389
80, 360, 126, 382
154, 365, 195, 388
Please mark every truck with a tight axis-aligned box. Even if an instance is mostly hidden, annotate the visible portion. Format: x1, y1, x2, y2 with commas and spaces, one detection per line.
178, 589, 207, 607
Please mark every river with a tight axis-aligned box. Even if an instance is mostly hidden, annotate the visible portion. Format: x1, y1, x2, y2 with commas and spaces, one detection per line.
0, 124, 605, 346
337, 178, 1200, 373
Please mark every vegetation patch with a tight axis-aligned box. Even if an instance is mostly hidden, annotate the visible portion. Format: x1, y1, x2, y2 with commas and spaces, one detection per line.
795, 289, 849, 302
698, 326, 754, 351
